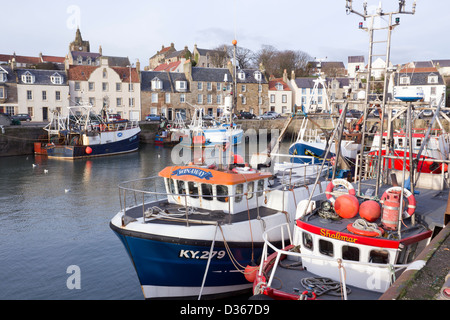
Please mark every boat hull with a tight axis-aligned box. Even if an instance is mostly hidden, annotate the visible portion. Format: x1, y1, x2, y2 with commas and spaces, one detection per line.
46, 132, 140, 159
110, 223, 262, 299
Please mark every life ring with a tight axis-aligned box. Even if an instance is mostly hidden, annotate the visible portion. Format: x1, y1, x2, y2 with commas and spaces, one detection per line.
380, 187, 416, 217
347, 220, 384, 237
325, 179, 356, 204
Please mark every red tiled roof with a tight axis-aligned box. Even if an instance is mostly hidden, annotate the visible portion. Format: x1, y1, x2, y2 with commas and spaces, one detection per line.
269, 78, 291, 91
111, 67, 140, 83
0, 54, 40, 64
42, 55, 65, 63
154, 61, 181, 72
153, 63, 168, 71
399, 67, 438, 74
68, 65, 98, 81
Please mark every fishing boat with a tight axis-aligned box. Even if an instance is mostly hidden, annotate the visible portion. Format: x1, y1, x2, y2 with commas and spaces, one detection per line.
179, 101, 244, 148
155, 112, 187, 146
39, 105, 140, 160
110, 149, 330, 300
251, 0, 448, 301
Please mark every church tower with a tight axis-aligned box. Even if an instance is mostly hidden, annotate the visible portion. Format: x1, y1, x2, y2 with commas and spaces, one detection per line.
69, 28, 90, 52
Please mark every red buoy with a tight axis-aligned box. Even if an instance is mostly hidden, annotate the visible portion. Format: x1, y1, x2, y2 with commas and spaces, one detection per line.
359, 200, 381, 222
334, 194, 359, 219
244, 265, 259, 283
85, 147, 93, 155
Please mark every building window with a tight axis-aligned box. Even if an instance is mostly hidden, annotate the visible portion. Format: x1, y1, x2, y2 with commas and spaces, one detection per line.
89, 82, 95, 91
176, 81, 187, 92
207, 94, 212, 104
152, 78, 162, 90
197, 82, 203, 91
428, 74, 438, 84
117, 98, 122, 107
207, 82, 212, 91
152, 93, 158, 103
180, 94, 186, 103
165, 93, 171, 103
22, 72, 35, 84
75, 82, 81, 91
129, 98, 135, 107
102, 83, 108, 92
55, 91, 61, 101
27, 90, 33, 100
254, 71, 262, 81
270, 94, 275, 103
241, 85, 246, 92
128, 83, 134, 92
75, 97, 81, 105
0, 87, 5, 99
238, 71, 246, 80
103, 69, 108, 79
276, 83, 283, 91
217, 83, 222, 91
116, 83, 122, 92
282, 95, 287, 103
28, 107, 34, 117
431, 87, 436, 96
0, 73, 7, 82
216, 95, 222, 104
6, 106, 15, 115
241, 96, 246, 104
400, 76, 410, 85
197, 94, 203, 104
89, 97, 95, 106
42, 91, 47, 101
51, 73, 63, 85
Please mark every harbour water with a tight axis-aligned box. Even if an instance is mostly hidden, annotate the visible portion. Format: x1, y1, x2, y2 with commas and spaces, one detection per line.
0, 144, 175, 300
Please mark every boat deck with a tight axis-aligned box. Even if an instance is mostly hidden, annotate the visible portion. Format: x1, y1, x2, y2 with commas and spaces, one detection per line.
124, 199, 280, 226
265, 257, 382, 300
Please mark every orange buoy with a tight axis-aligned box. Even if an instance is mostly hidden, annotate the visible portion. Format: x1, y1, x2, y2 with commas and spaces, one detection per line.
85, 147, 93, 155
334, 194, 359, 219
244, 265, 259, 283
359, 200, 381, 222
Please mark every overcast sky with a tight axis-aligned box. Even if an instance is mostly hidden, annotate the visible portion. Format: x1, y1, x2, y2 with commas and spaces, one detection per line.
3, 0, 448, 69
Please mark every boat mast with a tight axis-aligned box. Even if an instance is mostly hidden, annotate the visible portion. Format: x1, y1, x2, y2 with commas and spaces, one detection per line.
346, 0, 417, 197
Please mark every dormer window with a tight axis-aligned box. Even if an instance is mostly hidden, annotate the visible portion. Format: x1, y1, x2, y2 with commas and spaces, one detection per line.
276, 83, 284, 91
22, 71, 35, 84
77, 56, 83, 65
151, 77, 163, 90
428, 74, 438, 84
400, 75, 410, 85
238, 71, 246, 81
87, 57, 92, 65
254, 71, 262, 81
50, 73, 63, 85
0, 73, 6, 82
176, 80, 187, 92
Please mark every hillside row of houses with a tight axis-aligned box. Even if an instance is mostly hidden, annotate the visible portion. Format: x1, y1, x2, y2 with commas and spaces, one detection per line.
1, 29, 449, 122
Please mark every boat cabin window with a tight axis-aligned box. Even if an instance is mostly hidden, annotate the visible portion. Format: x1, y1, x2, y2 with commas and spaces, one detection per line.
415, 139, 422, 147
342, 245, 359, 262
247, 182, 254, 200
303, 232, 313, 251
235, 184, 244, 203
319, 239, 334, 257
188, 182, 199, 199
177, 180, 186, 195
201, 184, 213, 201
168, 178, 175, 194
369, 249, 389, 264
257, 180, 265, 197
217, 185, 229, 203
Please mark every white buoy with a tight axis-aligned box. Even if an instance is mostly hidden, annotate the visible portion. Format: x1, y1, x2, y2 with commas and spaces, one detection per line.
44, 169, 49, 174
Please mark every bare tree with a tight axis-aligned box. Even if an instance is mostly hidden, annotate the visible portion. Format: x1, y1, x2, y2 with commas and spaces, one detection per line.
209, 46, 229, 68
217, 44, 256, 69
255, 45, 312, 78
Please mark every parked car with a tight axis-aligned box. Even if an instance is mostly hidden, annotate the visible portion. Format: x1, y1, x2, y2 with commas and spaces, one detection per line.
145, 114, 161, 121
257, 112, 276, 120
202, 114, 215, 121
346, 109, 363, 119
267, 111, 281, 118
11, 114, 32, 122
238, 111, 256, 119
107, 114, 122, 122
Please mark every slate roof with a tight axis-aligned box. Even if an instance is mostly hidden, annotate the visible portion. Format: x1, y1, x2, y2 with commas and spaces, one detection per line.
348, 56, 365, 63
395, 67, 445, 86
235, 69, 267, 84
0, 66, 15, 83
294, 77, 324, 89
17, 69, 67, 85
140, 71, 188, 92
191, 67, 233, 83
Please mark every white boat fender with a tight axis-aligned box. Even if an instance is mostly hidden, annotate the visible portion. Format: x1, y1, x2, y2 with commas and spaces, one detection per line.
405, 260, 426, 271
296, 200, 316, 220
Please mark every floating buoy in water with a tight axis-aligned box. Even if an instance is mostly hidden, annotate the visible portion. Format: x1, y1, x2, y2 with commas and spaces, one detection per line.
244, 265, 259, 283
359, 200, 381, 222
334, 194, 359, 219
85, 147, 93, 155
